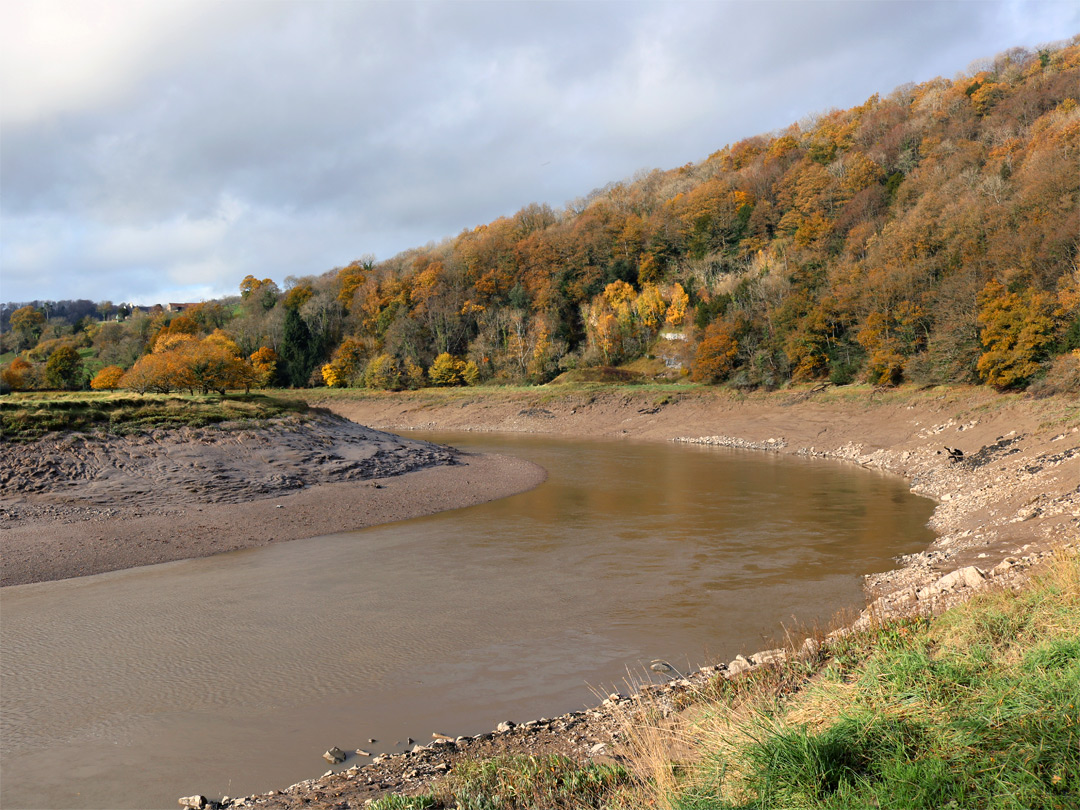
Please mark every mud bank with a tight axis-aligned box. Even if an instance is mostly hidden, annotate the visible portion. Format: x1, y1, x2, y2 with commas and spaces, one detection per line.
0, 411, 545, 586
196, 385, 1076, 808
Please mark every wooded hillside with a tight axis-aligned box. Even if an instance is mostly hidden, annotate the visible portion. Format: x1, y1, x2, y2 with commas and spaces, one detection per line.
3, 39, 1078, 395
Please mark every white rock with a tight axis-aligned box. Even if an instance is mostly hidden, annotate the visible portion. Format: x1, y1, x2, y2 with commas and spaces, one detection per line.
323, 747, 346, 764
179, 797, 206, 809
726, 655, 753, 676
752, 648, 787, 666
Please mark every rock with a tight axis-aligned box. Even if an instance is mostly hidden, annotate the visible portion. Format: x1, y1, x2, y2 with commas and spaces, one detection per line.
589, 742, 610, 756
752, 648, 787, 666
496, 721, 515, 732
323, 747, 346, 764
355, 748, 371, 757
726, 655, 753, 676
935, 565, 985, 592
434, 762, 449, 772
179, 797, 207, 809
992, 558, 1017, 576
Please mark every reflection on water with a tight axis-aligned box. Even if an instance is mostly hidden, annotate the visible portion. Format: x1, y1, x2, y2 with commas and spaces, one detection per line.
0, 433, 936, 809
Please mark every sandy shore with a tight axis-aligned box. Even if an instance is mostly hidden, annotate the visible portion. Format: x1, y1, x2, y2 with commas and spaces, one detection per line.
0, 412, 546, 587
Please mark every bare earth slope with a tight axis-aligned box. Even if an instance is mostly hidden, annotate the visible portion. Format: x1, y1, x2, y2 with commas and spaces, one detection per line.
0, 412, 546, 586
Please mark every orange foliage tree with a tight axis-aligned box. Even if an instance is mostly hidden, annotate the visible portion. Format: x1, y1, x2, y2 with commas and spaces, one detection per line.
91, 365, 126, 390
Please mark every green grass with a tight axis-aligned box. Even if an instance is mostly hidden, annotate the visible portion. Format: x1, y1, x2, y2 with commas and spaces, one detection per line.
668, 553, 1079, 810
0, 391, 310, 441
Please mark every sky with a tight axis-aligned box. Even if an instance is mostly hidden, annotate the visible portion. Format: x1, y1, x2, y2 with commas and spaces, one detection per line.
1, 1, 1077, 307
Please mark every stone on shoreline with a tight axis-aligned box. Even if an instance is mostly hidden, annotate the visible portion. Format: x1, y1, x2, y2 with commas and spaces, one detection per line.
323, 747, 346, 764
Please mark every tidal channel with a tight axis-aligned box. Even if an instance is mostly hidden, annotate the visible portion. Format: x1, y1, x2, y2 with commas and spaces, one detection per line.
1, 432, 936, 809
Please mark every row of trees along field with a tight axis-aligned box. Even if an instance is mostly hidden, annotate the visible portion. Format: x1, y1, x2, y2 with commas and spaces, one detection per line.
2, 39, 1078, 397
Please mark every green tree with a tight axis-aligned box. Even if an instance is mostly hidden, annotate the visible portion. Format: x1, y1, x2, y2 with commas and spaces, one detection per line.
280, 308, 316, 387
44, 346, 84, 390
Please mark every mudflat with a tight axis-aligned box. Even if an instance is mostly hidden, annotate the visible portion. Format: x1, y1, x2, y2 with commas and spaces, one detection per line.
0, 412, 546, 587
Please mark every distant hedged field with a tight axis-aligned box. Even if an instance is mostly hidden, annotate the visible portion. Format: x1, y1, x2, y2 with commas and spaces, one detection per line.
2, 40, 1078, 397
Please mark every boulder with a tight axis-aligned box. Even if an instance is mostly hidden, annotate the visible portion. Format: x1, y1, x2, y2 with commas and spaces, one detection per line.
179, 797, 207, 809
752, 648, 787, 666
726, 655, 753, 677
935, 565, 986, 593
323, 747, 346, 764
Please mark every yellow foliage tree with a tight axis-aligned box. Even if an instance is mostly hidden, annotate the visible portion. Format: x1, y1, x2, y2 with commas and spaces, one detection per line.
321, 363, 344, 388
249, 346, 278, 388
363, 354, 403, 390
976, 279, 1055, 389
665, 283, 689, 327
429, 352, 467, 386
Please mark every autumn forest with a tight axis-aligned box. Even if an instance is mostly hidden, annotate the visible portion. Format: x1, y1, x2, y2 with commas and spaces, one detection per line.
2, 39, 1078, 396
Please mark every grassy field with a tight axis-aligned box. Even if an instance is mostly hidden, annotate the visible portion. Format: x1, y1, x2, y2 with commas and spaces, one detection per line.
0, 391, 310, 441
369, 552, 1079, 810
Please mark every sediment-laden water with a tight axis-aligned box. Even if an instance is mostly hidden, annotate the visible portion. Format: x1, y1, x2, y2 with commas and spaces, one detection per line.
0, 432, 936, 809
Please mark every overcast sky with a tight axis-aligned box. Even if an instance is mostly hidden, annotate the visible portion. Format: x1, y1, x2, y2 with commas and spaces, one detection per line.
1, 0, 1077, 306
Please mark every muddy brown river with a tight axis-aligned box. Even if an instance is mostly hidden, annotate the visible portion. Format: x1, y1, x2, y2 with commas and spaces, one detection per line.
0, 432, 936, 809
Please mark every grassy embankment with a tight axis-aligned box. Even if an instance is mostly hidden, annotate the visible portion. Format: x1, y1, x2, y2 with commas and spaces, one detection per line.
370, 552, 1079, 810
0, 391, 310, 442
